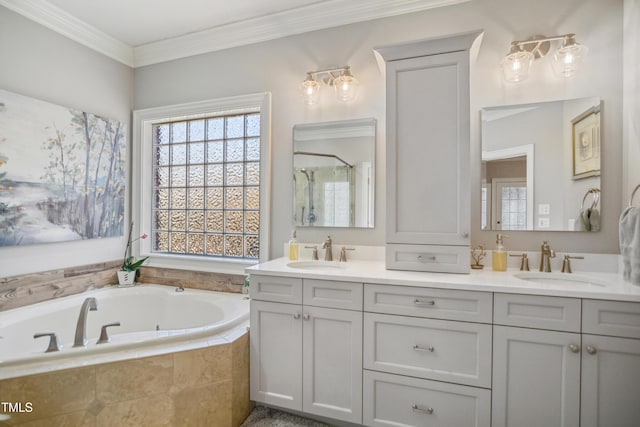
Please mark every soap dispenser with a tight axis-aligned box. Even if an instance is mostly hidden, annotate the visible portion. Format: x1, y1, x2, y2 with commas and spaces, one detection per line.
492, 234, 508, 272
288, 229, 299, 260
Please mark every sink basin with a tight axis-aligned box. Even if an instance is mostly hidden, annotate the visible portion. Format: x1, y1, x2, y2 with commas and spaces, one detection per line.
514, 272, 608, 287
286, 261, 346, 270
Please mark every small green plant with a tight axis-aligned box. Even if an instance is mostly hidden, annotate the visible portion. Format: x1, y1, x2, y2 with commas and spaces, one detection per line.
122, 222, 148, 272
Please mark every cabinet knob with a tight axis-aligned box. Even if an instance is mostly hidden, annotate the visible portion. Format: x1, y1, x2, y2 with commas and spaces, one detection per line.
293, 313, 301, 320
411, 404, 433, 415
303, 313, 310, 321
568, 344, 580, 353
413, 344, 435, 352
586, 345, 597, 355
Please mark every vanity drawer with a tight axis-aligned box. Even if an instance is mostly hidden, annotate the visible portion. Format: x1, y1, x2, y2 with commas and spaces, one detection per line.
364, 284, 492, 323
363, 313, 492, 388
583, 299, 640, 339
363, 370, 491, 427
302, 279, 363, 310
386, 244, 470, 274
494, 293, 581, 332
249, 275, 302, 304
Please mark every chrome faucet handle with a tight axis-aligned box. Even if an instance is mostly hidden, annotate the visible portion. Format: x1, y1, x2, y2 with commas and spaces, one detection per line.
34, 333, 62, 352
339, 247, 355, 262
305, 245, 319, 260
97, 322, 121, 344
509, 253, 530, 271
561, 255, 585, 273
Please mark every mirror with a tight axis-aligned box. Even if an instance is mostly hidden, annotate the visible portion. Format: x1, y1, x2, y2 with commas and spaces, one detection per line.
293, 118, 375, 228
481, 97, 601, 232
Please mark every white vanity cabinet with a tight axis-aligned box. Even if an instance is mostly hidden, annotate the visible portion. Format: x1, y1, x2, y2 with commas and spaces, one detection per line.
492, 294, 640, 427
375, 31, 482, 273
249, 275, 363, 424
363, 284, 492, 427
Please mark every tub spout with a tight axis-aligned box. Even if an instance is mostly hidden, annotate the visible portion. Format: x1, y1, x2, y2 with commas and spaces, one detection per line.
73, 297, 98, 347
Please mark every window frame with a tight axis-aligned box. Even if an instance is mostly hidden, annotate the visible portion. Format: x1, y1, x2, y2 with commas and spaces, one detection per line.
132, 93, 271, 274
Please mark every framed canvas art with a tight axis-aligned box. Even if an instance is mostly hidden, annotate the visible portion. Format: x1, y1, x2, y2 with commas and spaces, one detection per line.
571, 106, 601, 180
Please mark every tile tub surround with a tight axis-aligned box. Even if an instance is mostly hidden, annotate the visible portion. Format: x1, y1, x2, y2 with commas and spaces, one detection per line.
0, 332, 252, 426
0, 260, 245, 312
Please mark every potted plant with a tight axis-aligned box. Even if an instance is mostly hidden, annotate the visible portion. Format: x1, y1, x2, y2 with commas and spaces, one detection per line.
118, 222, 148, 287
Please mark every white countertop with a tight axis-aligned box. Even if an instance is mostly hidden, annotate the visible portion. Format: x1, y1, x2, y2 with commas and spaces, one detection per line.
246, 257, 640, 302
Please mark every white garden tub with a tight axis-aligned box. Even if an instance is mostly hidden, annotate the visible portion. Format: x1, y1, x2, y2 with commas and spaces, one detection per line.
0, 284, 249, 380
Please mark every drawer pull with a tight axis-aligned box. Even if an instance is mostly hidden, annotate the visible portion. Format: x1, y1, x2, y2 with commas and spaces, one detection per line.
417, 255, 437, 262
413, 299, 435, 307
568, 344, 580, 353
411, 404, 434, 415
413, 344, 435, 352
586, 345, 597, 355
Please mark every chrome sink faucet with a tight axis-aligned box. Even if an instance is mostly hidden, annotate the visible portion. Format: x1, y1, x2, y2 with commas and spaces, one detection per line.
539, 241, 556, 272
73, 297, 98, 347
322, 236, 333, 261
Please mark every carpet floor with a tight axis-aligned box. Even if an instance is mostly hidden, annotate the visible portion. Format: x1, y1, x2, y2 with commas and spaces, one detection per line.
240, 406, 332, 427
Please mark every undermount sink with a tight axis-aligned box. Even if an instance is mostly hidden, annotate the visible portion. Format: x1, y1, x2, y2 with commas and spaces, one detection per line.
514, 272, 608, 287
286, 261, 347, 270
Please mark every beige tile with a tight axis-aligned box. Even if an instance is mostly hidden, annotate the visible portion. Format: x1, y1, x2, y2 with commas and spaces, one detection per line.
96, 355, 173, 404
231, 333, 251, 427
174, 381, 232, 427
0, 367, 95, 424
173, 344, 232, 390
13, 411, 95, 427
96, 395, 173, 427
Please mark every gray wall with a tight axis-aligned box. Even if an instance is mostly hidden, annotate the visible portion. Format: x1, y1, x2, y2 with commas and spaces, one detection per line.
135, 0, 625, 257
0, 6, 133, 277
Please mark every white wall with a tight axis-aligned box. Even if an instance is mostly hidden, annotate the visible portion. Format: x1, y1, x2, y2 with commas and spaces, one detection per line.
624, 0, 640, 209
0, 6, 133, 277
135, 0, 625, 257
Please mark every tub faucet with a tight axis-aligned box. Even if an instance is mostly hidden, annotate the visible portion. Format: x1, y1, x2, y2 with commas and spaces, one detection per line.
322, 236, 333, 261
539, 241, 556, 272
73, 297, 98, 347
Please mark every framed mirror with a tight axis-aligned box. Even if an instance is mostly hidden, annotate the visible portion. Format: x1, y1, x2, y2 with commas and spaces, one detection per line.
293, 118, 375, 228
481, 97, 601, 232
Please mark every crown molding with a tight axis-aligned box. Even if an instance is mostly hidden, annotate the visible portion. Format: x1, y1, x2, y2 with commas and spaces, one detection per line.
134, 0, 471, 67
0, 0, 134, 66
2, 0, 470, 68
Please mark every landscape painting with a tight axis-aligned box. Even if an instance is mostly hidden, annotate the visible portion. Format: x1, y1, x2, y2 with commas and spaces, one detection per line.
0, 89, 126, 246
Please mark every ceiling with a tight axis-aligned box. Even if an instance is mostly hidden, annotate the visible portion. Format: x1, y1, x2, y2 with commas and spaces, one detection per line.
1, 0, 470, 67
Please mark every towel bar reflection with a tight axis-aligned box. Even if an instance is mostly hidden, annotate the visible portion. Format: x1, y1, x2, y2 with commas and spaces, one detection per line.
581, 188, 600, 210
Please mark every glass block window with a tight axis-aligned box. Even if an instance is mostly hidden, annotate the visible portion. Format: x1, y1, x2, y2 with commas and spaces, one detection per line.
151, 113, 261, 259
500, 186, 527, 230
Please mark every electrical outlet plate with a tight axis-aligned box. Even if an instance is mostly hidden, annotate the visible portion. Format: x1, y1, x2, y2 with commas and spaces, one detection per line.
538, 217, 550, 228
538, 204, 550, 215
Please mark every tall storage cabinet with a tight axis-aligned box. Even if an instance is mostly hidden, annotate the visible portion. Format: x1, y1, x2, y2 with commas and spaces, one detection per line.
375, 31, 482, 273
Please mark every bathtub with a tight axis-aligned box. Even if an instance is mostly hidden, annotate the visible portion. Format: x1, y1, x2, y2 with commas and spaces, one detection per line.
0, 284, 249, 380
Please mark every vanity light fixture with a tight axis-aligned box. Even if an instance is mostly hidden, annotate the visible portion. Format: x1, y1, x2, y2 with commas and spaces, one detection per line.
301, 66, 359, 105
501, 34, 588, 83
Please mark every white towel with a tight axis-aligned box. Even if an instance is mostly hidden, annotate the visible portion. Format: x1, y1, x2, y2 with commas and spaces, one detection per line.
620, 206, 640, 285
580, 208, 600, 232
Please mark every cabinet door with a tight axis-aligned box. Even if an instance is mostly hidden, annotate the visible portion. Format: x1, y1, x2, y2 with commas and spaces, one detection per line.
250, 300, 302, 410
386, 51, 470, 246
492, 326, 580, 427
302, 306, 363, 424
581, 334, 640, 427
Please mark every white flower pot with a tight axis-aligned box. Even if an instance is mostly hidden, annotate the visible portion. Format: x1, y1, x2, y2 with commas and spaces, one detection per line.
117, 270, 136, 287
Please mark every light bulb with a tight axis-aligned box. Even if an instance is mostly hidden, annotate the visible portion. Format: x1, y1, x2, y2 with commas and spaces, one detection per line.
500, 47, 534, 83
333, 68, 358, 102
301, 74, 320, 105
552, 36, 587, 78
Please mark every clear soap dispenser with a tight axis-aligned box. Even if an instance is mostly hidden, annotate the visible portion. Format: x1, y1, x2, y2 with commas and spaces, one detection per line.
492, 234, 508, 272
288, 229, 299, 260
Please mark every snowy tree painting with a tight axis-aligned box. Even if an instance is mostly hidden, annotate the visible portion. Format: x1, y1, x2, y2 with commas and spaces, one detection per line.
0, 89, 125, 246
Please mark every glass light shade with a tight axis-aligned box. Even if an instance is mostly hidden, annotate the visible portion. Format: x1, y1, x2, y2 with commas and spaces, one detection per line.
301, 77, 320, 105
333, 73, 358, 102
552, 40, 588, 78
500, 49, 534, 83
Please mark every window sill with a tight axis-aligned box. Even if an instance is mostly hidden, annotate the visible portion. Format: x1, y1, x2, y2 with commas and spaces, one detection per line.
143, 253, 259, 276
